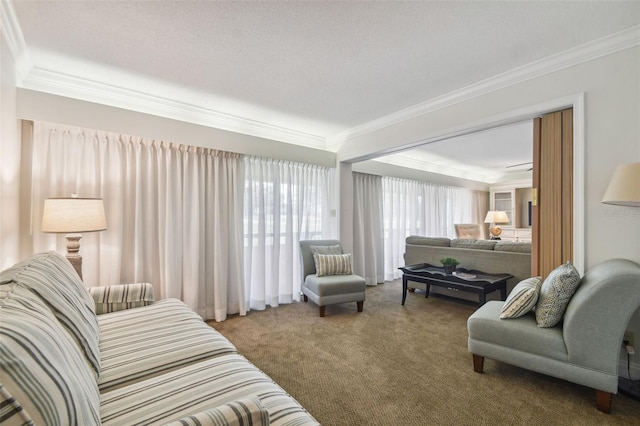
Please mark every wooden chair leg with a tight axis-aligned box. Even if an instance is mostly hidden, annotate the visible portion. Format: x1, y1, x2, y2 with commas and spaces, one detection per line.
472, 354, 484, 373
303, 294, 308, 302
595, 390, 612, 413
357, 301, 364, 312
319, 306, 326, 317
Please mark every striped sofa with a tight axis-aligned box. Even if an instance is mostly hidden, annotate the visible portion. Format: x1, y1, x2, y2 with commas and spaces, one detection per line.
0, 251, 319, 426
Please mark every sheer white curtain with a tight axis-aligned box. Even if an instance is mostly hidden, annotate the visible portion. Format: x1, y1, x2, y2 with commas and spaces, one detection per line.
382, 177, 478, 280
243, 157, 331, 310
30, 122, 244, 322
352, 172, 384, 285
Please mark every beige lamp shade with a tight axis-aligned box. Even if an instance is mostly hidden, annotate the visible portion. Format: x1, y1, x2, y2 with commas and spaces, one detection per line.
484, 211, 509, 224
601, 163, 640, 207
42, 198, 107, 233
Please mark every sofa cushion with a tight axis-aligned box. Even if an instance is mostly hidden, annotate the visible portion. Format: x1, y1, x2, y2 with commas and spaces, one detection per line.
98, 298, 237, 391
314, 253, 353, 276
0, 251, 101, 379
500, 277, 542, 319
0, 283, 101, 425
450, 239, 497, 250
536, 262, 581, 328
406, 236, 451, 247
100, 354, 318, 426
494, 241, 532, 253
164, 397, 270, 426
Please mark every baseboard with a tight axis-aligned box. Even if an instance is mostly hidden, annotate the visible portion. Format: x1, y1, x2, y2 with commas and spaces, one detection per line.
618, 357, 640, 381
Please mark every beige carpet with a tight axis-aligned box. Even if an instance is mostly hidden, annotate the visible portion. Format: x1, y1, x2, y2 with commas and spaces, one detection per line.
209, 281, 640, 425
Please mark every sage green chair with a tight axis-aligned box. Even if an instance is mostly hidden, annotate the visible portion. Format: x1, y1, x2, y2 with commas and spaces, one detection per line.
468, 258, 640, 413
299, 240, 366, 317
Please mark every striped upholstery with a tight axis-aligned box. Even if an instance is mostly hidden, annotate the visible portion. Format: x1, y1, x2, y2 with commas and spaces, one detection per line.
89, 282, 155, 314
100, 354, 318, 426
0, 283, 101, 425
0, 251, 101, 379
98, 299, 237, 391
164, 397, 270, 426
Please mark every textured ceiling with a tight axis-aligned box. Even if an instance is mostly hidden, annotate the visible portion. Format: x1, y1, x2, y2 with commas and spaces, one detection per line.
8, 1, 640, 181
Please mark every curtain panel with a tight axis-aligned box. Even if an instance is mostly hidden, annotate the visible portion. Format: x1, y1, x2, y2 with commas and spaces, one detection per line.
382, 176, 480, 281
243, 156, 331, 310
30, 122, 244, 322
352, 172, 384, 285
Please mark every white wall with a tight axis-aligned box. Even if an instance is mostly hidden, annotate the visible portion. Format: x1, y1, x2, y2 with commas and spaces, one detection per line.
0, 32, 20, 269
337, 47, 640, 371
16, 89, 336, 168
353, 160, 489, 191
338, 47, 640, 269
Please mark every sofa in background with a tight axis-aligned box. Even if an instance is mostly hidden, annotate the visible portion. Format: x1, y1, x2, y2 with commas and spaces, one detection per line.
467, 258, 640, 413
0, 251, 318, 426
404, 236, 532, 303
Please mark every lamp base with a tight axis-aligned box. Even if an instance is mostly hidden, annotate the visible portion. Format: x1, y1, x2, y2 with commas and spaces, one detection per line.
65, 234, 83, 280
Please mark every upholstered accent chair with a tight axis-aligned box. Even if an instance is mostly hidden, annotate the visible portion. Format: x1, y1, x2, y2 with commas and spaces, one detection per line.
299, 240, 366, 317
467, 258, 640, 413
454, 223, 485, 240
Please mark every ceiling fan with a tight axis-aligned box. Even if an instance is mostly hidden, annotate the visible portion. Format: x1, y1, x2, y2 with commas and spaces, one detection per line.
506, 161, 533, 171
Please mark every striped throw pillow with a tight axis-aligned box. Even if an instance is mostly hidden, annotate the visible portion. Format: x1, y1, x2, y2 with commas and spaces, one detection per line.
314, 253, 352, 277
164, 397, 270, 426
0, 283, 101, 425
500, 277, 542, 319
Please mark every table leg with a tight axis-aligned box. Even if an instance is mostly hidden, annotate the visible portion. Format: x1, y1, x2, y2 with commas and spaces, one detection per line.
500, 283, 507, 300
425, 283, 430, 298
479, 293, 486, 306
402, 276, 408, 305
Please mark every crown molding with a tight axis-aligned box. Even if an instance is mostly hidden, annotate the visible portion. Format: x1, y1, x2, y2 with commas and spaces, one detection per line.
1, 0, 32, 83
21, 66, 327, 149
327, 25, 640, 149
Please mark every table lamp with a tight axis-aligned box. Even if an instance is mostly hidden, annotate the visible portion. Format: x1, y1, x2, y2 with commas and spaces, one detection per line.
484, 210, 509, 240
42, 196, 107, 279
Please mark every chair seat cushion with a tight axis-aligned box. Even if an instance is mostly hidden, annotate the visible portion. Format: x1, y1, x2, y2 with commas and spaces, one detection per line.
468, 301, 568, 361
304, 274, 366, 297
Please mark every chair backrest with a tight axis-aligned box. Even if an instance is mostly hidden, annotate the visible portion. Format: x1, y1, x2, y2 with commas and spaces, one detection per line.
563, 258, 640, 373
454, 223, 484, 240
299, 240, 342, 281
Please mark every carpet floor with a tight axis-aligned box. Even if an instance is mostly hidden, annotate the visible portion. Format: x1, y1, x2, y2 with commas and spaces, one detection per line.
209, 281, 640, 425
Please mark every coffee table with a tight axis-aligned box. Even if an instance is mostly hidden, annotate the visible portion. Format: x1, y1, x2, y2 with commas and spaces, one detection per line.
399, 263, 513, 306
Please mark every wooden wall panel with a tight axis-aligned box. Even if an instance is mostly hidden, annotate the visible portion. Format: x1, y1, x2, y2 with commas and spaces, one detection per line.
534, 108, 573, 279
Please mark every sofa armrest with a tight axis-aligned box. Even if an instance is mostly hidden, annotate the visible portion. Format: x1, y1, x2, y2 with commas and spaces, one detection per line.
88, 283, 155, 314
162, 397, 270, 426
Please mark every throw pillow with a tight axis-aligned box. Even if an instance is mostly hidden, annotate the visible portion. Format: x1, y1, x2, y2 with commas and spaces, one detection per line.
535, 262, 581, 328
314, 253, 352, 277
310, 244, 342, 255
500, 276, 542, 319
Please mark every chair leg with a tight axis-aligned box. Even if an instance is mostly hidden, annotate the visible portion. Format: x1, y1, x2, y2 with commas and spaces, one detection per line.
472, 354, 484, 373
595, 390, 612, 413
319, 306, 326, 317
357, 301, 364, 312
303, 294, 308, 302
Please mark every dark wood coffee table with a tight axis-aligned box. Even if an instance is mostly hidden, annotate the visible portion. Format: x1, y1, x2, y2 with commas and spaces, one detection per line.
399, 263, 513, 306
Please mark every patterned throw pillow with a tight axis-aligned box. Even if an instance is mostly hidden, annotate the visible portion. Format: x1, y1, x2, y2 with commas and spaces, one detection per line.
310, 244, 342, 255
500, 276, 542, 319
535, 262, 581, 328
314, 253, 352, 277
